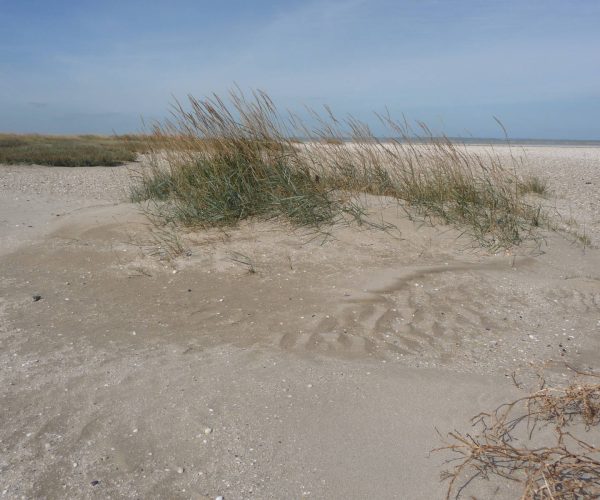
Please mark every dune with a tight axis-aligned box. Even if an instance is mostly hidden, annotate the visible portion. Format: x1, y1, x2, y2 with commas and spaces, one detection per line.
1, 145, 599, 498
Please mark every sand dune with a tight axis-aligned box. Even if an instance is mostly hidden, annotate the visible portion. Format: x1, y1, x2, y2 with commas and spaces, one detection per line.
1, 146, 599, 498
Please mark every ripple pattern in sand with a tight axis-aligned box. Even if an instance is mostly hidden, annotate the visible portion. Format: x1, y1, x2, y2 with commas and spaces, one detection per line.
279, 263, 510, 358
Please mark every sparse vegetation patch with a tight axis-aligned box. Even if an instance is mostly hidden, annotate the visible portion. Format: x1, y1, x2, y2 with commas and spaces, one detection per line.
519, 174, 549, 196
0, 133, 148, 167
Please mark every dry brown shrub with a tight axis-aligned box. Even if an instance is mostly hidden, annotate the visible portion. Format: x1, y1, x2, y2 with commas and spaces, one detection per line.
436, 366, 600, 499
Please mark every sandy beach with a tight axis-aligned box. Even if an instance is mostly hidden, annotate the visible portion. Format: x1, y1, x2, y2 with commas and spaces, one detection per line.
1, 145, 599, 499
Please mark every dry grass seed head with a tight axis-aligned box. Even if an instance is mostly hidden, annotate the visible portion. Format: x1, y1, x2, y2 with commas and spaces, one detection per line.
131, 89, 548, 249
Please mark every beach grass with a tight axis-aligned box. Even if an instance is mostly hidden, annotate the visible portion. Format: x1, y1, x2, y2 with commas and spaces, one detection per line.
130, 90, 547, 248
518, 174, 549, 196
0, 133, 149, 167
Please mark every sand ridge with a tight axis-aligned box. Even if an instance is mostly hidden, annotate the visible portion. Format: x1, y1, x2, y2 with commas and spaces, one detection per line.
1, 146, 599, 498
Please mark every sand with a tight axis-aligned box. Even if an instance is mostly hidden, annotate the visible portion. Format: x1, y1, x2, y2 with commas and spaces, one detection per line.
1, 145, 599, 499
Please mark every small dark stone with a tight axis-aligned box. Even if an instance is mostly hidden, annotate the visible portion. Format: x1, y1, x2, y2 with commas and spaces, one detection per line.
32, 295, 42, 302
91, 480, 100, 486
188, 289, 192, 292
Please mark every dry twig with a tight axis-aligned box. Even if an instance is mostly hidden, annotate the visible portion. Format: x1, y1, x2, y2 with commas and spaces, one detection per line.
436, 367, 600, 499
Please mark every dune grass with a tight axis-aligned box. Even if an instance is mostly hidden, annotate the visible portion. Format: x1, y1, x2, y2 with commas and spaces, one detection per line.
519, 174, 549, 196
131, 90, 547, 249
0, 133, 149, 166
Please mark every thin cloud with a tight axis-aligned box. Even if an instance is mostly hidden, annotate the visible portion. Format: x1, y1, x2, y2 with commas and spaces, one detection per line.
0, 0, 598, 137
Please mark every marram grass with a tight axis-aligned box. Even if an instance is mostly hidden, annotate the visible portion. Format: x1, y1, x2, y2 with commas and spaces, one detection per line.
131, 90, 547, 249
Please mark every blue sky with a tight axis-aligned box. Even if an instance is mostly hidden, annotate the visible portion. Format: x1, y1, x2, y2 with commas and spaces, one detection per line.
1, 0, 599, 138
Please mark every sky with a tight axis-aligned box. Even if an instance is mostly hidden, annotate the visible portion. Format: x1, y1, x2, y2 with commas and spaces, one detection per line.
1, 0, 599, 139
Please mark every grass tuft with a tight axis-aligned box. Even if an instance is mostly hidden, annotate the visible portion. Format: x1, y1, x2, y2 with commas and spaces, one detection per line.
519, 174, 549, 196
131, 90, 548, 248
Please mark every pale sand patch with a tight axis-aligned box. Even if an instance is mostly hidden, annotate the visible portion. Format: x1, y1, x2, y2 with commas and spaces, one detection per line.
1, 146, 599, 499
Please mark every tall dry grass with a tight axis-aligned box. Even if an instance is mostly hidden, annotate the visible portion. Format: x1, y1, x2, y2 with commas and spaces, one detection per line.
131, 90, 546, 248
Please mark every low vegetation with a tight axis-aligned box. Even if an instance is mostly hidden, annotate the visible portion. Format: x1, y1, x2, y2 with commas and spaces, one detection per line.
437, 367, 600, 499
519, 174, 549, 196
0, 133, 148, 166
130, 89, 548, 248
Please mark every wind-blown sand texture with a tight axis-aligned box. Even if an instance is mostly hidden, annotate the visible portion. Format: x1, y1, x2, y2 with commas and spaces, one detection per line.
1, 145, 599, 499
